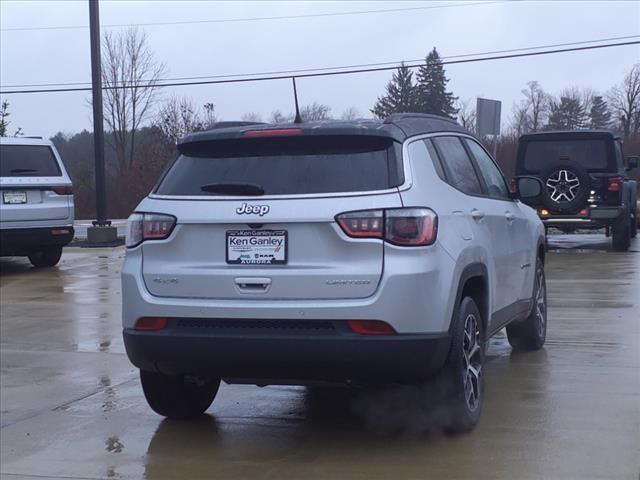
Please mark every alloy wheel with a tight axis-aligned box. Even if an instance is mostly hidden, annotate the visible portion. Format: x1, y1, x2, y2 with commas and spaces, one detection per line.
462, 313, 482, 412
546, 169, 581, 202
535, 267, 547, 338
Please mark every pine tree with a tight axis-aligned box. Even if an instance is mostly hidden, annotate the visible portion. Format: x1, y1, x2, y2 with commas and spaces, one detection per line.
415, 48, 458, 119
589, 96, 612, 129
371, 63, 417, 119
546, 96, 586, 130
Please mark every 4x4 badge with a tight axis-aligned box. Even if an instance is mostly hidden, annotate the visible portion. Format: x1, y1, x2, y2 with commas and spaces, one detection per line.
236, 203, 270, 216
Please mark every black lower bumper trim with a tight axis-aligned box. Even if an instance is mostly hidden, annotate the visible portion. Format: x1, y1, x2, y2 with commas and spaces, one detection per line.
123, 326, 451, 384
0, 227, 74, 255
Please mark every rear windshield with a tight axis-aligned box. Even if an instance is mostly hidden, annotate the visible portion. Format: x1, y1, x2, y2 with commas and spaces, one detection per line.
0, 145, 62, 177
156, 135, 402, 196
522, 139, 609, 172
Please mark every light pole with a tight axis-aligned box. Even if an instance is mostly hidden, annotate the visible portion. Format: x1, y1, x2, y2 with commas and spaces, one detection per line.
87, 0, 117, 244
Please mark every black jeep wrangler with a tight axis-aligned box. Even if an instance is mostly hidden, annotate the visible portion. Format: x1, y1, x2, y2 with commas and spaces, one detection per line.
515, 130, 638, 251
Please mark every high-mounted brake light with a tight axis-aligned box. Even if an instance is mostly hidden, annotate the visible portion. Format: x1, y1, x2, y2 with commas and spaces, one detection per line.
607, 177, 622, 192
336, 208, 437, 246
243, 128, 303, 137
126, 213, 176, 248
52, 186, 73, 195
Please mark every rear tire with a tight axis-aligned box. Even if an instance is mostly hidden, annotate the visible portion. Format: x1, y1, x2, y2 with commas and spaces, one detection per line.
437, 296, 485, 434
28, 246, 62, 268
507, 258, 547, 351
140, 370, 220, 419
612, 209, 631, 251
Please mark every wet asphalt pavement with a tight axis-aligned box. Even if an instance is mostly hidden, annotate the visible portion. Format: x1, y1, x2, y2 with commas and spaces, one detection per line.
1, 235, 639, 479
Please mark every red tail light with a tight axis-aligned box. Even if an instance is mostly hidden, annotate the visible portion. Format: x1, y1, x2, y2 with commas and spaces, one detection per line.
135, 317, 168, 331
336, 208, 437, 246
607, 177, 622, 192
347, 320, 396, 335
243, 128, 303, 137
52, 186, 73, 195
126, 213, 176, 248
508, 178, 517, 193
336, 210, 384, 238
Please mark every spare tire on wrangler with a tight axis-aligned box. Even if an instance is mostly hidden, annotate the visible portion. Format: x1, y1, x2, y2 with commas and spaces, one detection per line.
540, 161, 590, 214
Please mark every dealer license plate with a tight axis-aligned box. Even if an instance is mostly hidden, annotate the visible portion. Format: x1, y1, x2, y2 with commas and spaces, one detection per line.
226, 230, 287, 265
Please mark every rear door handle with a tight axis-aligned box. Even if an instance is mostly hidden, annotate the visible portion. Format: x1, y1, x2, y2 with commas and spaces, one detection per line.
471, 209, 485, 221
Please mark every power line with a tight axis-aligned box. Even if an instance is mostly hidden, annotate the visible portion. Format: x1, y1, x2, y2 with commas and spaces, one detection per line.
2, 34, 637, 90
0, 1, 502, 32
1, 40, 638, 95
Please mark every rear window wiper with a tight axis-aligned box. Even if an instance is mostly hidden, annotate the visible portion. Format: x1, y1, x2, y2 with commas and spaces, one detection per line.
10, 168, 39, 174
200, 183, 265, 196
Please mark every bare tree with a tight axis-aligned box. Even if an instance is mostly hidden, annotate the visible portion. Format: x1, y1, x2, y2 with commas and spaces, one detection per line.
522, 81, 548, 132
203, 103, 217, 129
608, 63, 640, 139
510, 101, 531, 137
300, 102, 332, 121
102, 27, 166, 171
241, 112, 263, 122
154, 96, 206, 144
340, 106, 360, 120
456, 98, 476, 133
269, 110, 291, 124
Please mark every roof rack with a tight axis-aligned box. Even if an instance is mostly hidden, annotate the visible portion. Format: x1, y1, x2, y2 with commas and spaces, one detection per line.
383, 113, 458, 125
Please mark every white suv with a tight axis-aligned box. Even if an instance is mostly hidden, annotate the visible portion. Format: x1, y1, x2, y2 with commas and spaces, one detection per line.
122, 114, 547, 433
0, 137, 75, 267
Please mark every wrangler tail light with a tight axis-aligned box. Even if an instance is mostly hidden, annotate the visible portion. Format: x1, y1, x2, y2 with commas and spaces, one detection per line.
336, 208, 437, 246
135, 317, 168, 331
126, 213, 176, 248
52, 186, 73, 195
607, 177, 622, 192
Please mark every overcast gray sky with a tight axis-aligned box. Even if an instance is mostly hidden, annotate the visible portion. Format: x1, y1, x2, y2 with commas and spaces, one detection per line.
0, 0, 638, 138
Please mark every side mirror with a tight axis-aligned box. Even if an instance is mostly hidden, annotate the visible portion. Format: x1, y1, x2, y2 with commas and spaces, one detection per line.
512, 176, 543, 204
627, 156, 638, 170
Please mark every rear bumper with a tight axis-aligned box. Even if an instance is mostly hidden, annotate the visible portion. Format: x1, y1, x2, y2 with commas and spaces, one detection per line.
123, 322, 451, 384
540, 206, 624, 227
0, 226, 74, 255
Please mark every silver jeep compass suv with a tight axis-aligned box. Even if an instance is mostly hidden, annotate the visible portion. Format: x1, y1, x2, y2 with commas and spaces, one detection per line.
122, 114, 546, 432
0, 137, 75, 267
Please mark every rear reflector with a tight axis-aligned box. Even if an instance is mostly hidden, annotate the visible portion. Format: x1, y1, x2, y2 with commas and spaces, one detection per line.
51, 229, 70, 236
347, 320, 396, 335
243, 128, 303, 137
52, 186, 73, 195
135, 317, 168, 331
579, 209, 589, 216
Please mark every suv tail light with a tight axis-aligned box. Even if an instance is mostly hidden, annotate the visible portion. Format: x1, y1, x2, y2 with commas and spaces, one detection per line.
126, 213, 176, 248
336, 208, 437, 246
52, 186, 73, 195
607, 177, 622, 192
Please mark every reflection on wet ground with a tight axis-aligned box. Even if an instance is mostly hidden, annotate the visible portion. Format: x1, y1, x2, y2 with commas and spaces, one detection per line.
1, 236, 639, 479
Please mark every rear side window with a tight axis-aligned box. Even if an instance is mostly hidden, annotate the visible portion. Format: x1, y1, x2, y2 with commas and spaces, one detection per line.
464, 139, 510, 200
432, 136, 483, 195
0, 145, 62, 177
523, 139, 609, 172
156, 135, 402, 196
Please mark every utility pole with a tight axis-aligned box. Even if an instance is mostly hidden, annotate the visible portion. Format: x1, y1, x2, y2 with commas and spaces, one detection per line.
87, 0, 117, 244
